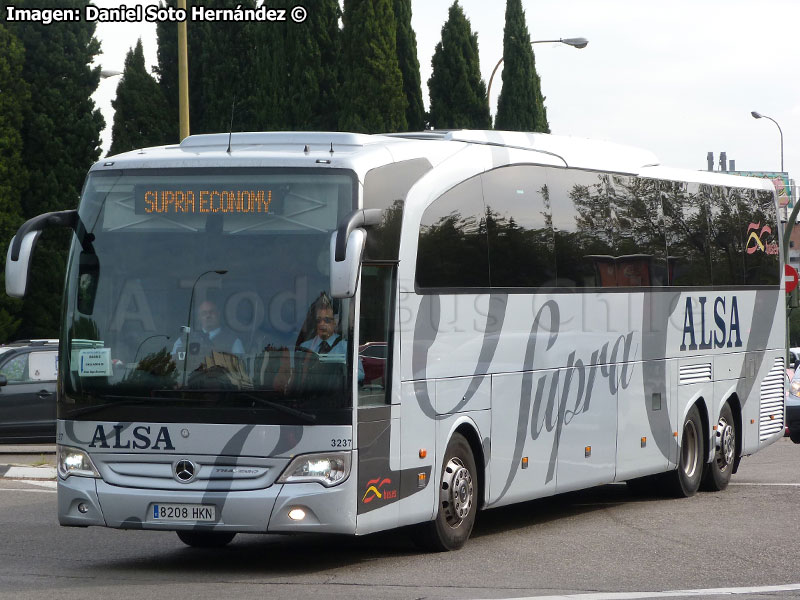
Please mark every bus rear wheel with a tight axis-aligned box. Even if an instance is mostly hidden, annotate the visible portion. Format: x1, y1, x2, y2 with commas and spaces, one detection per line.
700, 402, 736, 491
659, 405, 704, 497
177, 530, 236, 548
412, 433, 477, 552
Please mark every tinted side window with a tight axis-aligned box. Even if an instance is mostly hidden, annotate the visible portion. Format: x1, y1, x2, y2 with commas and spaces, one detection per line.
739, 188, 780, 285
663, 182, 712, 286
708, 185, 745, 286
548, 169, 616, 287
363, 159, 432, 260
416, 176, 489, 290
482, 165, 555, 288
615, 177, 668, 287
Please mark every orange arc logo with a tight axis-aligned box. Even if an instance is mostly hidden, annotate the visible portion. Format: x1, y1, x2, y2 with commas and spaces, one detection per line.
746, 222, 772, 255
362, 477, 392, 503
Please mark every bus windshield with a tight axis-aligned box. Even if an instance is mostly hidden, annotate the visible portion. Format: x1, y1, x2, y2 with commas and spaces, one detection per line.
60, 167, 357, 426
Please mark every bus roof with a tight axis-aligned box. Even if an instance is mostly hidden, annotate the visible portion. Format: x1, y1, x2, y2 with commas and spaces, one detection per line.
96, 130, 774, 191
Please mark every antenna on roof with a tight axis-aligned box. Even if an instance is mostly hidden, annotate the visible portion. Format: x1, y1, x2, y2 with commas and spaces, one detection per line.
226, 95, 236, 154
330, 142, 334, 155
304, 145, 310, 154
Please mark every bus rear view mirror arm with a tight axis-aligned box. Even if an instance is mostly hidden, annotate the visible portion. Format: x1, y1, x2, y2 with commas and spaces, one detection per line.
6, 209, 94, 298
334, 208, 383, 262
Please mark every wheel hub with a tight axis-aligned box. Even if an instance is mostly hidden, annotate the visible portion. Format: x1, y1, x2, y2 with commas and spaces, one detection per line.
714, 417, 735, 470
440, 457, 473, 527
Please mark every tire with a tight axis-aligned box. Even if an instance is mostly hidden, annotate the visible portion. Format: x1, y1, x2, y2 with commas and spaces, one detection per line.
790, 430, 800, 444
412, 433, 477, 552
658, 405, 704, 497
176, 530, 236, 548
700, 402, 737, 491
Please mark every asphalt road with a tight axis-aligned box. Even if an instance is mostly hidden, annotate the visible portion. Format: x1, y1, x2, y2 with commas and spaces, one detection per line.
0, 438, 798, 600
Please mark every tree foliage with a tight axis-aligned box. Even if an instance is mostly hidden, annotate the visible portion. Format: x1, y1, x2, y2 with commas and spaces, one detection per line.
494, 0, 549, 132
109, 39, 172, 156
428, 1, 490, 130
393, 0, 426, 130
7, 0, 104, 338
339, 0, 407, 133
0, 25, 28, 340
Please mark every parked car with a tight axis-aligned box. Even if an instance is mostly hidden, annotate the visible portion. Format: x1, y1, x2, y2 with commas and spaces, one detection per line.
358, 341, 387, 385
0, 340, 58, 443
786, 368, 800, 444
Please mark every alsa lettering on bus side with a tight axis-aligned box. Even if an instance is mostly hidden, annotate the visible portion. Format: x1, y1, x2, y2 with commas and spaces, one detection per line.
88, 424, 175, 450
680, 296, 742, 351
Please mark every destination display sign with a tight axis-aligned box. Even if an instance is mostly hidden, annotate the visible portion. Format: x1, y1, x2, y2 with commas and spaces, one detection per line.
134, 185, 273, 215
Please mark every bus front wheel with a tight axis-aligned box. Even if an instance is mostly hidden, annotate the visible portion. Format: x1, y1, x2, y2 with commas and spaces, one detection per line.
412, 433, 477, 552
177, 530, 236, 548
700, 402, 736, 491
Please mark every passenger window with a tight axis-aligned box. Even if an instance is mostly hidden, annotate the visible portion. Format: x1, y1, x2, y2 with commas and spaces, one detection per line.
482, 166, 555, 288
416, 176, 489, 290
739, 189, 780, 286
614, 177, 668, 287
708, 186, 745, 286
548, 168, 616, 287
0, 354, 28, 383
663, 182, 712, 286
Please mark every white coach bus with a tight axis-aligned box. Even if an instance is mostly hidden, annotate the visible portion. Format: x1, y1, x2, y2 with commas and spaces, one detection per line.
5, 130, 785, 551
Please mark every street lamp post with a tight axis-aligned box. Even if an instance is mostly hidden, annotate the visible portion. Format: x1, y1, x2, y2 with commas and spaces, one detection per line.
751, 111, 784, 173
181, 269, 227, 385
133, 334, 170, 367
487, 37, 588, 110
178, 0, 190, 141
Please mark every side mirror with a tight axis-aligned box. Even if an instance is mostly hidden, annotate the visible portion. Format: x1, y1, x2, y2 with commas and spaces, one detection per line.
330, 229, 366, 298
329, 209, 383, 299
5, 230, 42, 297
5, 209, 92, 299
0, 374, 7, 387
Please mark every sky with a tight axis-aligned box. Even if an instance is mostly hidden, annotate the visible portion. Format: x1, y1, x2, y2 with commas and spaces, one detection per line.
90, 0, 799, 184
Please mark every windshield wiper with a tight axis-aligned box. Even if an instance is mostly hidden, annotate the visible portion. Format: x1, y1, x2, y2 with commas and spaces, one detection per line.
66, 395, 178, 418
240, 393, 317, 424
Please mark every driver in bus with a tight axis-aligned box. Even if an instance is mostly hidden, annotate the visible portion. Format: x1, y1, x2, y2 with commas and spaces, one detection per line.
298, 293, 364, 382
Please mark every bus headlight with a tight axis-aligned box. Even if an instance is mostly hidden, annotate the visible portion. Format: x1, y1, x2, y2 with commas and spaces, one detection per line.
57, 445, 100, 479
277, 452, 351, 487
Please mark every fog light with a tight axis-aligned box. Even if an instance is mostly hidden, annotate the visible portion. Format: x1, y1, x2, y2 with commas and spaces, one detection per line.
288, 508, 306, 521
78, 503, 88, 514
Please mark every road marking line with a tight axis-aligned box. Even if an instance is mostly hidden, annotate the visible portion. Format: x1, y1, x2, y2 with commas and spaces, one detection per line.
478, 582, 800, 600
731, 482, 800, 487
24, 480, 57, 489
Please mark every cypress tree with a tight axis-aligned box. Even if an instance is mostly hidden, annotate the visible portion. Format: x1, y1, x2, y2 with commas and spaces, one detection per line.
250, 11, 288, 131
193, 0, 258, 134
494, 0, 549, 133
339, 0, 407, 133
8, 0, 104, 338
393, 0, 426, 131
109, 39, 172, 156
154, 0, 180, 142
428, 1, 491, 130
0, 25, 28, 340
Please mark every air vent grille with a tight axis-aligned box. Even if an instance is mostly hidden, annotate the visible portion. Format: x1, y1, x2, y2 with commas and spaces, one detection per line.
759, 357, 785, 442
679, 363, 712, 385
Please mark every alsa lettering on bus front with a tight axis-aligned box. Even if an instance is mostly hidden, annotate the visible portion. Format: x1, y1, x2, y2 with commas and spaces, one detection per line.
680, 296, 742, 351
89, 424, 175, 450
